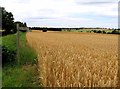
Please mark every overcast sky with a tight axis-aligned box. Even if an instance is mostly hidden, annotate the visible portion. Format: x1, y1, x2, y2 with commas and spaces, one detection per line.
1, 0, 119, 28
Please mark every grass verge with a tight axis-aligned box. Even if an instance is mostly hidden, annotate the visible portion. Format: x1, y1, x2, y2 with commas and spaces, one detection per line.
1, 32, 41, 87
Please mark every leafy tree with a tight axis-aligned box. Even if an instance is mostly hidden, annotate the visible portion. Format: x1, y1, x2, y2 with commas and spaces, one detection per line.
93, 30, 97, 33
42, 29, 47, 32
102, 30, 106, 34
23, 22, 27, 27
68, 28, 71, 32
2, 7, 15, 33
111, 29, 119, 34
97, 30, 102, 33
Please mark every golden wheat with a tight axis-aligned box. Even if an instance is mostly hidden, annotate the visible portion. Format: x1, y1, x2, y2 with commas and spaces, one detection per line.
26, 30, 118, 87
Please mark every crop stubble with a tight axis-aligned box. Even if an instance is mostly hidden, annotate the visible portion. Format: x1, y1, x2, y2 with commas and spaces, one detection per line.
26, 30, 118, 87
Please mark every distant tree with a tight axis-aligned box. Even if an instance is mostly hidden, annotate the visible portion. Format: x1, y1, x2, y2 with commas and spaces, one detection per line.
93, 30, 97, 33
23, 22, 27, 27
97, 30, 102, 33
14, 21, 27, 27
68, 28, 71, 32
102, 30, 106, 34
2, 7, 15, 34
111, 29, 119, 34
42, 29, 47, 32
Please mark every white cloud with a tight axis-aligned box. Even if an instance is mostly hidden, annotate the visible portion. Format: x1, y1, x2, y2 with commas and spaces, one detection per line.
1, 0, 119, 28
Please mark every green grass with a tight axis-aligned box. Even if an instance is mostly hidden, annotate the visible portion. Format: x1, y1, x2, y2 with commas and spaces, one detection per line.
2, 65, 40, 87
2, 34, 17, 52
62, 29, 115, 34
62, 29, 94, 33
2, 32, 41, 87
19, 32, 37, 65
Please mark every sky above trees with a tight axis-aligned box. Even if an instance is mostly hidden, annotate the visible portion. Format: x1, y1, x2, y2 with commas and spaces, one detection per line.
1, 0, 119, 28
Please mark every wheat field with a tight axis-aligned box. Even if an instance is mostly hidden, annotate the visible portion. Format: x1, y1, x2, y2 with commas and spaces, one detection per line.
26, 30, 118, 87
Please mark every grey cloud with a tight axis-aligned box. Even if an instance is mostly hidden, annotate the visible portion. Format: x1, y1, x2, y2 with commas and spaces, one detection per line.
76, 1, 115, 5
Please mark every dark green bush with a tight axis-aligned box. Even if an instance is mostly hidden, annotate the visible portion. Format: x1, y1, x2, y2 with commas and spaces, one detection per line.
111, 30, 119, 34
102, 31, 106, 34
42, 29, 47, 32
97, 30, 102, 33
2, 45, 16, 65
93, 30, 97, 33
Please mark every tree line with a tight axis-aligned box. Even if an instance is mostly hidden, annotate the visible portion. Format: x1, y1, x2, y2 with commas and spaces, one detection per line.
30, 27, 114, 32
30, 27, 62, 31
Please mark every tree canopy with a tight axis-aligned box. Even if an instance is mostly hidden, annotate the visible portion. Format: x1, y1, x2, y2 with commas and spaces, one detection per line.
1, 7, 28, 35
14, 21, 27, 27
2, 7, 15, 33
